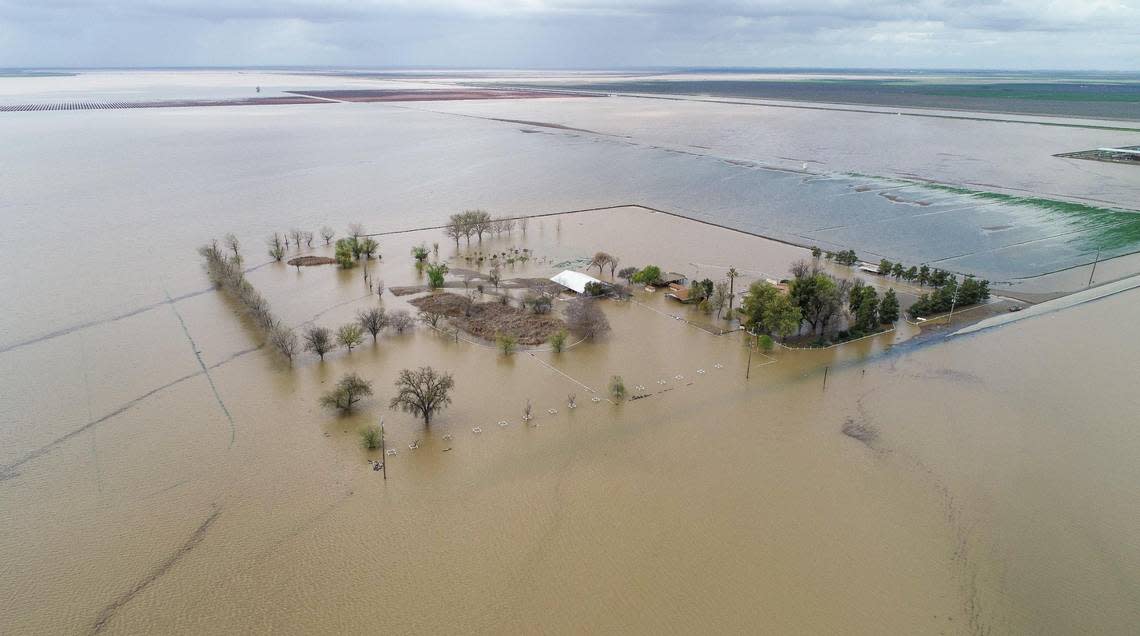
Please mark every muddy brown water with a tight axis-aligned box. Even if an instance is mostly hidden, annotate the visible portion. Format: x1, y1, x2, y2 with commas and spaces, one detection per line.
2, 207, 1138, 634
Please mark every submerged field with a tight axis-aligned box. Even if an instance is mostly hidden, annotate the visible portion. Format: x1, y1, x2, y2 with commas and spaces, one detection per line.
2, 70, 1140, 635
3, 207, 1139, 634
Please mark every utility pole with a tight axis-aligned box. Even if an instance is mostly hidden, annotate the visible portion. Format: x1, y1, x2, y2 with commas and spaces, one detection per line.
745, 332, 755, 380
379, 417, 386, 481
822, 366, 829, 391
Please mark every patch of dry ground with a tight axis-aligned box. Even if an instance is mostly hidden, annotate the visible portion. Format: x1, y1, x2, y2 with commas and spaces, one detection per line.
409, 292, 565, 344
287, 256, 337, 266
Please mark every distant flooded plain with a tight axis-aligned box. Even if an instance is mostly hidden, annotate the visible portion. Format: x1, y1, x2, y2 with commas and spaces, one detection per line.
2, 71, 1139, 635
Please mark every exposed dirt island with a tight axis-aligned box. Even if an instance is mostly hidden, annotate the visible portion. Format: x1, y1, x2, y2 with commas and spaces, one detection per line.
409, 292, 565, 345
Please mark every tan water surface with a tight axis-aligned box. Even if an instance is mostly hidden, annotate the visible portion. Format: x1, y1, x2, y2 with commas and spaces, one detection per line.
3, 205, 1138, 635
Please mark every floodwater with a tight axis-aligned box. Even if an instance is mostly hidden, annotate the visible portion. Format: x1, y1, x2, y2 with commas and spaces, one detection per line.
2, 71, 1139, 635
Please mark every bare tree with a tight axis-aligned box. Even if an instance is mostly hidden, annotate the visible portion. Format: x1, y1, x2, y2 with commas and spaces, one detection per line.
388, 367, 455, 425
445, 217, 463, 247
470, 209, 492, 243
269, 325, 298, 363
304, 325, 335, 360
488, 263, 502, 289
224, 233, 241, 261
358, 307, 387, 343
589, 251, 613, 275
289, 229, 304, 250
320, 226, 335, 245
304, 231, 314, 247
565, 298, 610, 338
347, 222, 365, 238
268, 233, 285, 261
519, 216, 528, 234
389, 310, 414, 333
419, 309, 445, 328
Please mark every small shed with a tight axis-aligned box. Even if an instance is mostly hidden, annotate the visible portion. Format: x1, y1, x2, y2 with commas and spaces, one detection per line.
550, 270, 604, 294
661, 272, 689, 286
666, 282, 691, 303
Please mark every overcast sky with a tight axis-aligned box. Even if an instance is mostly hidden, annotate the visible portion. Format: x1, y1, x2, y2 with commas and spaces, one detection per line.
2, 0, 1138, 70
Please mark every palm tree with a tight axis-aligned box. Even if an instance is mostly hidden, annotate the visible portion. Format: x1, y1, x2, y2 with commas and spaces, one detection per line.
727, 267, 740, 315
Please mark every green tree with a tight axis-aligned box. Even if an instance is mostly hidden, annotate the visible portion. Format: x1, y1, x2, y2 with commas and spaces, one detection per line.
891, 262, 905, 279
389, 367, 455, 425
320, 373, 373, 412
357, 237, 379, 259
337, 323, 364, 352
878, 259, 893, 275
811, 246, 822, 258
268, 233, 285, 261
335, 238, 356, 268
632, 265, 662, 286
617, 266, 638, 285
879, 288, 900, 324
740, 281, 801, 339
789, 273, 843, 336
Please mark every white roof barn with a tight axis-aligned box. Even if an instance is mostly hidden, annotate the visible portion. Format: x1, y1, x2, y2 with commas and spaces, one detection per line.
549, 270, 604, 294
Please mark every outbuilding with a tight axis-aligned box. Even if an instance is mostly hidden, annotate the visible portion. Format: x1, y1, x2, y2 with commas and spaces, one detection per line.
549, 270, 605, 294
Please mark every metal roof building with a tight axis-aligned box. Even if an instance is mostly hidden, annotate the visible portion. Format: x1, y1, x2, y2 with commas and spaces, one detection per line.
549, 270, 604, 294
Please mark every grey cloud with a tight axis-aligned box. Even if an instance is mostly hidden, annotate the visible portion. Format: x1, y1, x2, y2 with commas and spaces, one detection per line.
0, 0, 1136, 68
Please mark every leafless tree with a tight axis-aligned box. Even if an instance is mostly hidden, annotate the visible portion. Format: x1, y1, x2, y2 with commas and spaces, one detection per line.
419, 309, 445, 328
347, 222, 365, 238
388, 366, 455, 425
470, 209, 492, 243
289, 229, 304, 250
304, 231, 314, 247
337, 323, 363, 352
303, 325, 335, 360
445, 217, 463, 247
269, 325, 298, 363
320, 226, 335, 245
389, 310, 414, 333
224, 233, 241, 261
565, 298, 610, 338
268, 233, 285, 261
358, 307, 387, 343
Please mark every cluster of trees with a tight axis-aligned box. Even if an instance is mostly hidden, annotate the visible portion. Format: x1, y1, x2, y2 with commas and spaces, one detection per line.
334, 234, 379, 268
565, 297, 610, 338
445, 210, 523, 246
588, 251, 620, 277
199, 240, 300, 362
320, 366, 456, 427
301, 308, 414, 361
738, 260, 903, 345
876, 259, 957, 287
908, 276, 990, 318
847, 281, 900, 336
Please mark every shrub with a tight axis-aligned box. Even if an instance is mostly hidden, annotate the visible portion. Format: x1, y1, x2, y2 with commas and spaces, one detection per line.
360, 424, 382, 450
549, 329, 568, 353
497, 333, 518, 355
426, 263, 448, 289
609, 375, 626, 401
632, 265, 662, 286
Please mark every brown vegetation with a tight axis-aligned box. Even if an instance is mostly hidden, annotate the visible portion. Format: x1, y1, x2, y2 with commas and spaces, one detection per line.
287, 256, 337, 267
410, 292, 565, 344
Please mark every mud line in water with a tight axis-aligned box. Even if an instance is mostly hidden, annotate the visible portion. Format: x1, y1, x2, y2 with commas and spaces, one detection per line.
0, 347, 261, 481
164, 288, 236, 447
89, 505, 222, 635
